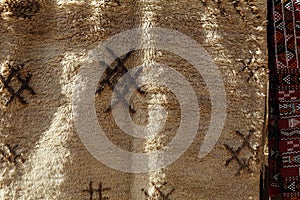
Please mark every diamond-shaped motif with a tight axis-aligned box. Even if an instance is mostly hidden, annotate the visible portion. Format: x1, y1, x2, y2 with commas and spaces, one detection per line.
287, 51, 295, 61
0, 63, 36, 106
277, 61, 287, 69
285, 2, 293, 11
274, 11, 282, 22
286, 34, 294, 41
286, 22, 295, 31
288, 182, 296, 192
277, 21, 285, 30
276, 31, 284, 43
283, 74, 291, 84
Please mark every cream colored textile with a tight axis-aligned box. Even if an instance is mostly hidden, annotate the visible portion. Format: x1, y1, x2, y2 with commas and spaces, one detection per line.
0, 0, 267, 199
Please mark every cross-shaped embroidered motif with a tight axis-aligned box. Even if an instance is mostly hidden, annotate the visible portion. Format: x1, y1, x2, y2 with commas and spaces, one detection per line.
96, 47, 145, 113
0, 63, 36, 106
141, 182, 175, 200
0, 144, 24, 165
83, 181, 111, 200
224, 129, 256, 175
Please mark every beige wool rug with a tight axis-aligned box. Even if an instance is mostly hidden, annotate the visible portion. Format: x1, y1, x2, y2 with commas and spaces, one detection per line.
0, 0, 267, 199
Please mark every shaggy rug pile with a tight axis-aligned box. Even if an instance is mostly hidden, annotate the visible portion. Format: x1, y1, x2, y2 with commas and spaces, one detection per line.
0, 0, 267, 199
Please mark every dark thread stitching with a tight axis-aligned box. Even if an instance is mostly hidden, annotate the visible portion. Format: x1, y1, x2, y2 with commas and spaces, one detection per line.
224, 129, 256, 175
209, 0, 231, 18
3, 0, 40, 19
232, 0, 260, 20
213, 0, 228, 17
200, 0, 208, 7
0, 144, 24, 165
96, 47, 145, 113
244, 0, 260, 19
238, 59, 263, 82
232, 0, 245, 20
202, 0, 259, 20
83, 181, 111, 200
141, 182, 175, 200
104, 0, 120, 6
0, 63, 36, 106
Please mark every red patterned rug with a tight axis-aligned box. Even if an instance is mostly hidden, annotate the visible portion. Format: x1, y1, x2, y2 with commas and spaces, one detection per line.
268, 0, 300, 199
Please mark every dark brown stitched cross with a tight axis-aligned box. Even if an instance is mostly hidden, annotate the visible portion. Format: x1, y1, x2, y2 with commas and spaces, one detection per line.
96, 47, 145, 113
0, 144, 24, 165
0, 63, 36, 106
213, 0, 228, 17
104, 0, 120, 6
83, 181, 111, 200
239, 59, 262, 82
141, 182, 175, 200
224, 129, 256, 175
